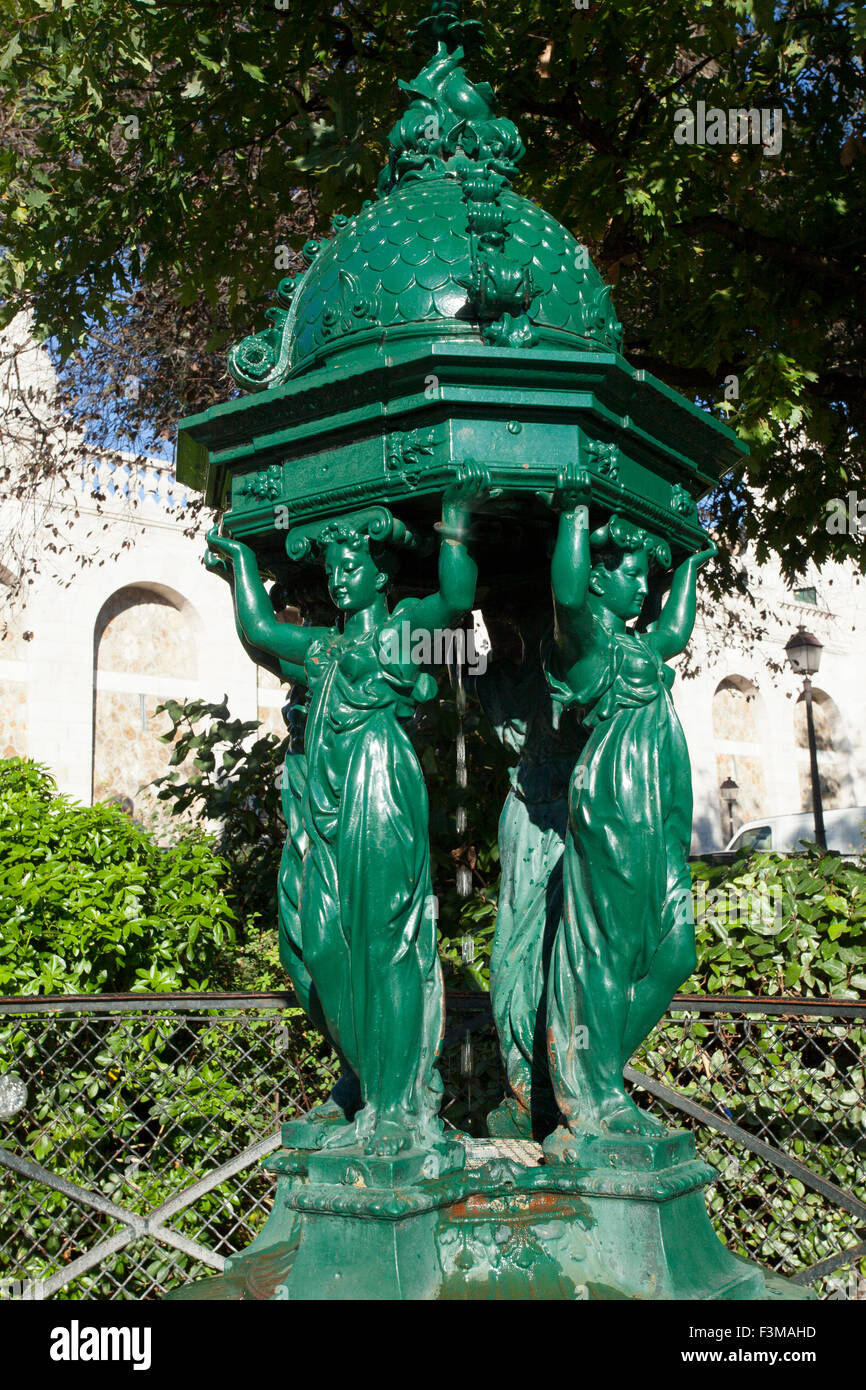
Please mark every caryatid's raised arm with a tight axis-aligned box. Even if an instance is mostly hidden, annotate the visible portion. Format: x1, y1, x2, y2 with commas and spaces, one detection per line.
548, 462, 716, 669
205, 528, 330, 686
548, 462, 596, 678
645, 535, 717, 661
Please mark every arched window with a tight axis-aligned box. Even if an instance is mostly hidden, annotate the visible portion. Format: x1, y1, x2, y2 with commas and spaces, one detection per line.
793, 688, 837, 753
712, 676, 760, 742
92, 584, 199, 814
712, 676, 768, 836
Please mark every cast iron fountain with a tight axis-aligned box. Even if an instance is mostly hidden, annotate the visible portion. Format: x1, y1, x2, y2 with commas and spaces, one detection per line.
170, 1, 809, 1301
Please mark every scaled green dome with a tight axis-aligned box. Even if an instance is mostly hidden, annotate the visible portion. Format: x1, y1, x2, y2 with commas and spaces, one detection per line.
228, 3, 623, 392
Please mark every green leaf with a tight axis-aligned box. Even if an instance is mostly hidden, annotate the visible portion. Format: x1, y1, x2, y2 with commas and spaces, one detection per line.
0, 32, 22, 69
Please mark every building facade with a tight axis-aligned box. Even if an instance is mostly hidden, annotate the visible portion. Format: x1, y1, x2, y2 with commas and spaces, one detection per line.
680, 560, 866, 851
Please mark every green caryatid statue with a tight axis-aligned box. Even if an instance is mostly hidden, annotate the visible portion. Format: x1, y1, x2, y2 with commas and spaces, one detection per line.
202, 546, 365, 1114
477, 614, 584, 1142
206, 464, 488, 1161
541, 465, 716, 1160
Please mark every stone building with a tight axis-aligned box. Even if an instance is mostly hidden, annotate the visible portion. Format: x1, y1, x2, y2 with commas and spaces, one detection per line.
0, 323, 286, 824
1, 326, 863, 849
678, 561, 866, 850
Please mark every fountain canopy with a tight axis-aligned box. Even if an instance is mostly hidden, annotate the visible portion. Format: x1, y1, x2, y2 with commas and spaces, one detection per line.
176, 0, 743, 582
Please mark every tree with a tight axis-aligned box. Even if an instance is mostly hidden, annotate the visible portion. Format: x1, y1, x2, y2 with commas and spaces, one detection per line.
0, 0, 863, 579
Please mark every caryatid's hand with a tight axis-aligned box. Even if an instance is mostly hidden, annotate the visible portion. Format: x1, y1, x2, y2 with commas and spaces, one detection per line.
552, 460, 592, 515
204, 526, 233, 582
205, 525, 253, 580
690, 532, 718, 568
440, 458, 496, 540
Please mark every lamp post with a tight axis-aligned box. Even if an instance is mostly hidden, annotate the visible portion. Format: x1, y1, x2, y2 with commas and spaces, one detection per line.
784, 626, 826, 850
719, 776, 739, 846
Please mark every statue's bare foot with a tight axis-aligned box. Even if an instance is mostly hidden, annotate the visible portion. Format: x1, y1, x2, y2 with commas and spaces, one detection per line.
318, 1106, 372, 1151
364, 1119, 413, 1158
599, 1096, 664, 1136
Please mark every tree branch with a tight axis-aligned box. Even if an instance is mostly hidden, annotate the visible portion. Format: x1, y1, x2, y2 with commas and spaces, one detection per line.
674, 214, 863, 294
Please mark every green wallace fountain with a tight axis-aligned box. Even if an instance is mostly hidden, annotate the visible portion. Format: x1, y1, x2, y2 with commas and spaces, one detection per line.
168, 2, 809, 1301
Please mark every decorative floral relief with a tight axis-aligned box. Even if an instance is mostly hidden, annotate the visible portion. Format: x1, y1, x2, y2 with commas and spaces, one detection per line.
238, 463, 283, 504
587, 440, 621, 482
385, 427, 441, 488
670, 482, 698, 516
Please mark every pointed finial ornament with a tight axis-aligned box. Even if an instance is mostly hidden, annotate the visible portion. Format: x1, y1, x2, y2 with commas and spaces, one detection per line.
379, 2, 536, 348
380, 1, 524, 196
408, 0, 486, 55
225, 0, 623, 388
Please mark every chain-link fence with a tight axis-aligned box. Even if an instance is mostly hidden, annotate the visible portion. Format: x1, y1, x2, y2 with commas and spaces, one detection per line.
1, 992, 863, 1300
628, 997, 866, 1300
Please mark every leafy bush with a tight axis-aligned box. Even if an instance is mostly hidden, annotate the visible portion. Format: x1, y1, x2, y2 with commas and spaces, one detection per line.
149, 697, 288, 959
688, 846, 866, 998
0, 758, 236, 994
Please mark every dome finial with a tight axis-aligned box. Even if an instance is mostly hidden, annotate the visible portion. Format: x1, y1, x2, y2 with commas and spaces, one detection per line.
224, 0, 623, 392
408, 1, 486, 56
379, 2, 523, 196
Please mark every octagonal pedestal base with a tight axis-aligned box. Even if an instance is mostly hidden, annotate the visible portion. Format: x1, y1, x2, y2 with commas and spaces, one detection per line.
165, 1132, 811, 1301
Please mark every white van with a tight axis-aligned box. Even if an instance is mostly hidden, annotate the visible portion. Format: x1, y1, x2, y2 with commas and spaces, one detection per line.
725, 807, 866, 856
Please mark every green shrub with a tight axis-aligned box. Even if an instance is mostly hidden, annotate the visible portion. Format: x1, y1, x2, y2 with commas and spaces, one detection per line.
149, 698, 288, 959
0, 758, 236, 994
688, 847, 866, 998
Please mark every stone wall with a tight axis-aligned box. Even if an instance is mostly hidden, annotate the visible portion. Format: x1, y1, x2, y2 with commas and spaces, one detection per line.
677, 568, 866, 850
0, 679, 28, 760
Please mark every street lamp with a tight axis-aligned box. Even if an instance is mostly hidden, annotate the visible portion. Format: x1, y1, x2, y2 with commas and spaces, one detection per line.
719, 776, 739, 845
785, 625, 826, 850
